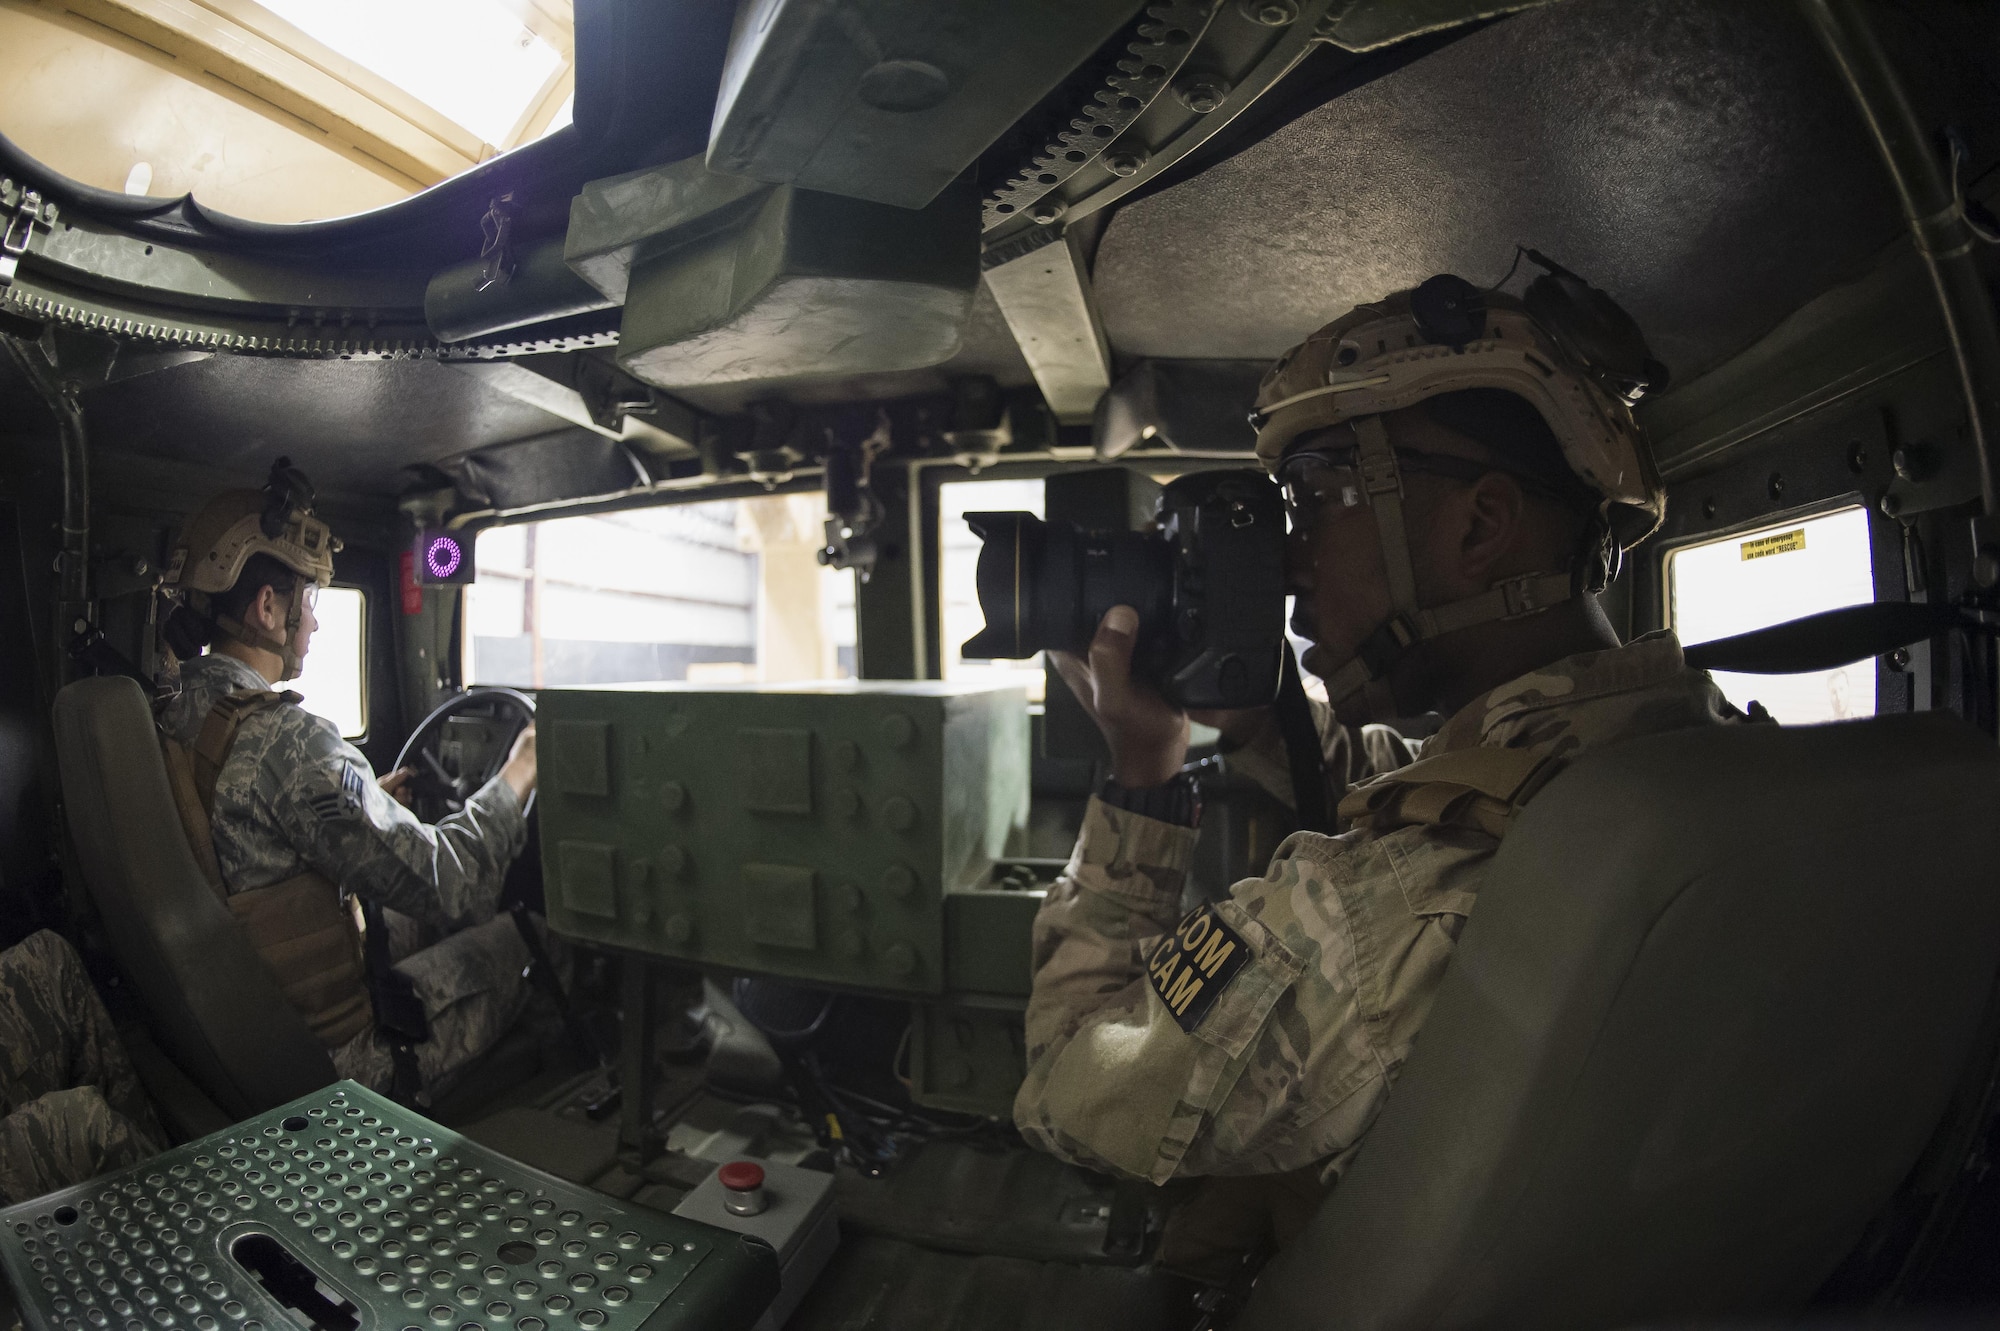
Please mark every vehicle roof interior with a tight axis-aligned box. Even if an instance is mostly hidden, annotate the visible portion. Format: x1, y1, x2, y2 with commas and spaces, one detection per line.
3, 0, 1978, 506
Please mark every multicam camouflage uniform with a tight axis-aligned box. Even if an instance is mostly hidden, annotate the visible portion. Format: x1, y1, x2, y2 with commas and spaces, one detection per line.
0, 931, 163, 1204
1015, 633, 1741, 1267
1213, 704, 1416, 826
157, 653, 532, 1096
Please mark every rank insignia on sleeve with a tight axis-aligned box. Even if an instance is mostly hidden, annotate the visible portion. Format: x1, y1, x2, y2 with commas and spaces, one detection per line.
309, 763, 369, 822
1147, 902, 1249, 1033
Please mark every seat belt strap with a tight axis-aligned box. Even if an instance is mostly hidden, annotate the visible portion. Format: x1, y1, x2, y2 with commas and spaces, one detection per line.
1273, 643, 1333, 835
358, 896, 430, 1106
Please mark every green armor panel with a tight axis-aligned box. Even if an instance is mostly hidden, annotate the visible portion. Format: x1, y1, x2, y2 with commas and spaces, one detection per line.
537, 683, 1031, 998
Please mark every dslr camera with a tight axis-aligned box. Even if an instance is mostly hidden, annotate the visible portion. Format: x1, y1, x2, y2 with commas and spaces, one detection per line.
961, 470, 1287, 709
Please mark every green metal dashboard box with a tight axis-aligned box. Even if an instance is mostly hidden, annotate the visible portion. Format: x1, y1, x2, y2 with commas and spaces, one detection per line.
538, 682, 1030, 997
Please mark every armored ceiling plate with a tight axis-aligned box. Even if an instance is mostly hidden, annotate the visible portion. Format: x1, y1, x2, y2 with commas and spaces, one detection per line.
615, 186, 979, 391
707, 0, 1140, 210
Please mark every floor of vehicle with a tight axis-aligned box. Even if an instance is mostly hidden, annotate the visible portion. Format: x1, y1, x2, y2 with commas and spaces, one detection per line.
445, 1043, 1200, 1330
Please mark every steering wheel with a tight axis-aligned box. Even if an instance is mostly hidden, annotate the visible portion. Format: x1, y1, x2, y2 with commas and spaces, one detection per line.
393, 687, 542, 912
393, 687, 537, 822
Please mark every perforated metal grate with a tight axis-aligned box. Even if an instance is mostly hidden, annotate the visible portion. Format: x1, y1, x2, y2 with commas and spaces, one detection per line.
0, 1083, 766, 1331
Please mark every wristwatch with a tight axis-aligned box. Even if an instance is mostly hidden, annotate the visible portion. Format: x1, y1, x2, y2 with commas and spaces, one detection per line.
1098, 770, 1202, 827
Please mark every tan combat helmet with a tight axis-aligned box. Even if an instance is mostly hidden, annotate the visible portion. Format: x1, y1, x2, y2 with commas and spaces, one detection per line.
163, 458, 339, 680
1251, 257, 1667, 718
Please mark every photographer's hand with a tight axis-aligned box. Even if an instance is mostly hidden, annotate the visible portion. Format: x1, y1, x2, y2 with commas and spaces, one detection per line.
1050, 605, 1190, 788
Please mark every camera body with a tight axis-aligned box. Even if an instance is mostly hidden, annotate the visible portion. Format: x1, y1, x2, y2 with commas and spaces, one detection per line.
962, 469, 1287, 709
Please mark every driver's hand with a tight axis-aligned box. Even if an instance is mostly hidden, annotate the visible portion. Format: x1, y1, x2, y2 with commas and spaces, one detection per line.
378, 766, 417, 809
1050, 605, 1190, 788
501, 724, 538, 805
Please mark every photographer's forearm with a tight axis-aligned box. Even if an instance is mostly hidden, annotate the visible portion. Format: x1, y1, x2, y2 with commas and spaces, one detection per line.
1014, 797, 1199, 1174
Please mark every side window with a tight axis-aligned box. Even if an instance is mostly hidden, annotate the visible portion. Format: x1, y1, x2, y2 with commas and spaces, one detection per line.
941, 477, 1046, 701
1667, 506, 1876, 724
293, 585, 368, 738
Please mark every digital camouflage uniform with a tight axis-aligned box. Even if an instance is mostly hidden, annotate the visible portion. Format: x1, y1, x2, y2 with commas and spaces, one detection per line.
0, 931, 163, 1204
1016, 633, 1740, 1269
157, 653, 532, 1095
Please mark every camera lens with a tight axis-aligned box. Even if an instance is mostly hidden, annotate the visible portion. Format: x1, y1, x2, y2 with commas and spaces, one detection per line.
960, 512, 1173, 661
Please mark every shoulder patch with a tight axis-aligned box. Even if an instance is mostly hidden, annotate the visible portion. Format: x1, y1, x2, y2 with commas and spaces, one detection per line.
307, 762, 370, 823
1147, 902, 1250, 1033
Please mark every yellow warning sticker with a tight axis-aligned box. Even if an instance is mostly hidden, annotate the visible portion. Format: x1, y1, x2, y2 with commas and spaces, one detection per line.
1741, 529, 1807, 561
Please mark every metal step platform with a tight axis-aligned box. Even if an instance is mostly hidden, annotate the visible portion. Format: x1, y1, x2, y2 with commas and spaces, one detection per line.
0, 1082, 778, 1331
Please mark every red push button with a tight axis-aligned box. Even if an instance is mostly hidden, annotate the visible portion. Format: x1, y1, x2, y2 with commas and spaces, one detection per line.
718, 1161, 767, 1217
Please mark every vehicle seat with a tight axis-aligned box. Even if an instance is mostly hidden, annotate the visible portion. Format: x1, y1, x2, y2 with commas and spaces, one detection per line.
52, 674, 335, 1120
1240, 710, 2000, 1330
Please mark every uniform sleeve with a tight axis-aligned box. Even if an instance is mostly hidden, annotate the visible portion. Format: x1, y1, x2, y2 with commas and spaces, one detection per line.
259, 715, 528, 929
1016, 801, 1395, 1186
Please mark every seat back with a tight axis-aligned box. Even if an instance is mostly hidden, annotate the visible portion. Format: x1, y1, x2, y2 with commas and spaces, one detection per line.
1241, 711, 2000, 1330
52, 675, 334, 1120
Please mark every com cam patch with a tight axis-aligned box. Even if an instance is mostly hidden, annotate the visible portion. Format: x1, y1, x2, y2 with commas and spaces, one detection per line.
1148, 902, 1250, 1033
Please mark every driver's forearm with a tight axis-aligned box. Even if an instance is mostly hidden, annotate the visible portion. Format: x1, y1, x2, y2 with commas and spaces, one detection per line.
283, 768, 527, 929
408, 774, 528, 924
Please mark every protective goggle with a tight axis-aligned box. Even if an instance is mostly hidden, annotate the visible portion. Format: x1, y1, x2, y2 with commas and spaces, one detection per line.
1275, 439, 1547, 531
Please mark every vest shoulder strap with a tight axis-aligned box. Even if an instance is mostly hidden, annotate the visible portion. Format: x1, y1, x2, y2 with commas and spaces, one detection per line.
190, 687, 302, 814
1337, 742, 1566, 838
158, 733, 227, 903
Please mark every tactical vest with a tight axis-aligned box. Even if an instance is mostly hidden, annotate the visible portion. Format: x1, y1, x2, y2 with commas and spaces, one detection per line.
1336, 740, 1566, 838
158, 689, 373, 1047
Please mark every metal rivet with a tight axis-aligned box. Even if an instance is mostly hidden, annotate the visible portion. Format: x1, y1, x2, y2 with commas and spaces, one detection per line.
856, 59, 951, 113
1239, 0, 1299, 24
1174, 78, 1230, 114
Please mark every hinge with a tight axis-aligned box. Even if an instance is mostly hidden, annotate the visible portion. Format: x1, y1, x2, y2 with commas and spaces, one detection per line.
0, 178, 59, 290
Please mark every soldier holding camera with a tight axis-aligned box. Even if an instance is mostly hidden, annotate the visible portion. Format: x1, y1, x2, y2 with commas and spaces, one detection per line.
1004, 269, 1749, 1274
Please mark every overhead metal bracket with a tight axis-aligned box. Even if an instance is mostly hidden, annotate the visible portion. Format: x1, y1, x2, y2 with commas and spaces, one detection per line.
445, 357, 704, 461
981, 226, 1113, 425
0, 179, 58, 289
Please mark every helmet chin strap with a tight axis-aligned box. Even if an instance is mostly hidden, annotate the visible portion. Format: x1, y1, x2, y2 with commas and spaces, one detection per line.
212, 581, 308, 681
1313, 416, 1575, 722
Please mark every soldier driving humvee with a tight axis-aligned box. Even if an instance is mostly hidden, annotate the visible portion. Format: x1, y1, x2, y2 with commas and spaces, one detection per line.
154, 465, 542, 1100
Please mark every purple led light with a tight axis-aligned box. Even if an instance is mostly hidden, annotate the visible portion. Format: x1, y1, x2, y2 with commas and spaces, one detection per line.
425, 535, 462, 579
